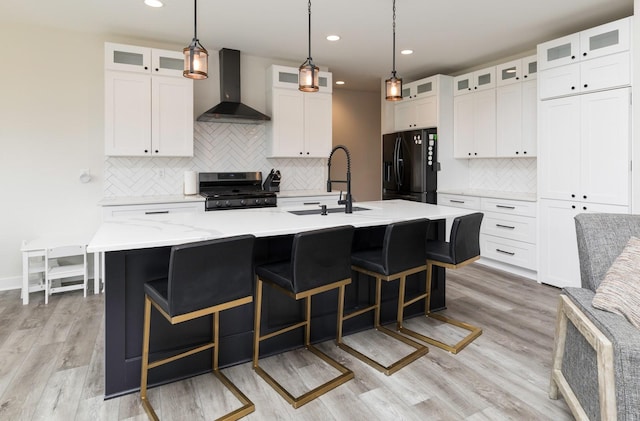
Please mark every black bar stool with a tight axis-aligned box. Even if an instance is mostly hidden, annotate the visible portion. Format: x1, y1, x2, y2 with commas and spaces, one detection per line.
399, 212, 484, 354
253, 225, 355, 409
140, 235, 256, 421
339, 219, 430, 375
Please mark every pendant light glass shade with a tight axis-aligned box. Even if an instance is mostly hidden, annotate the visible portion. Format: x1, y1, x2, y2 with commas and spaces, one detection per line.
385, 0, 402, 101
183, 0, 208, 79
299, 0, 319, 92
385, 72, 402, 101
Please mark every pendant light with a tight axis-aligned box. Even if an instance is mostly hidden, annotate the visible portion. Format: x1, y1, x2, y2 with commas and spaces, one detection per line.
299, 0, 319, 92
183, 0, 208, 79
385, 0, 402, 101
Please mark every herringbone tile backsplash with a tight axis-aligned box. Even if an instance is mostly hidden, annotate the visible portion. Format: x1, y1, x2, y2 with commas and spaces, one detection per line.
468, 158, 537, 193
104, 123, 326, 197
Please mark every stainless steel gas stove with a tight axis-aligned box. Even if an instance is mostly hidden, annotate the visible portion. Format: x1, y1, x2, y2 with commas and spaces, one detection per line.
199, 172, 277, 211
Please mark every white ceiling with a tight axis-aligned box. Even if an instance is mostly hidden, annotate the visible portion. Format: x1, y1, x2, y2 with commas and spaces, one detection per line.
0, 0, 633, 91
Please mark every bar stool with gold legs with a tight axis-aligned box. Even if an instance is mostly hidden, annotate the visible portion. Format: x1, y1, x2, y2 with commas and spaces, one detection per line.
253, 225, 355, 409
398, 212, 484, 354
338, 218, 430, 375
140, 235, 256, 421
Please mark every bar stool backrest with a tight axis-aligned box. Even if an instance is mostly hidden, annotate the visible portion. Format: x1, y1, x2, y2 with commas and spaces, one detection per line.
383, 218, 430, 274
168, 235, 255, 316
290, 225, 354, 294
448, 213, 484, 264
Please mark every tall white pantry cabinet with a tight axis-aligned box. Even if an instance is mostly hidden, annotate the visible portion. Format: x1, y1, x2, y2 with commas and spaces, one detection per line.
537, 16, 632, 288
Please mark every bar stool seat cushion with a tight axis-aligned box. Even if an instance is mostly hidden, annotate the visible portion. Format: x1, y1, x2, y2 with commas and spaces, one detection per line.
144, 279, 169, 313
425, 241, 455, 265
351, 250, 386, 275
255, 262, 294, 293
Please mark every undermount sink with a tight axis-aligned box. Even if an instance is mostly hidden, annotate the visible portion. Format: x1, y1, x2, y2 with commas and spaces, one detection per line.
288, 206, 371, 216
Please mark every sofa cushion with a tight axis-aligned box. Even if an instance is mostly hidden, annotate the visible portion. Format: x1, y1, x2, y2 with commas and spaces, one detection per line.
592, 236, 640, 330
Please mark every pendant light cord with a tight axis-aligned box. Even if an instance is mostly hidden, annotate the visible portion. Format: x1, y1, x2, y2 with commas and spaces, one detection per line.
193, 0, 198, 40
392, 0, 396, 76
307, 0, 312, 60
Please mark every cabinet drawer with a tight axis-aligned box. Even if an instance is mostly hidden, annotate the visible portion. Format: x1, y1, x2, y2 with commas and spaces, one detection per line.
481, 234, 537, 270
103, 202, 203, 220
481, 211, 536, 244
438, 194, 480, 210
481, 197, 536, 217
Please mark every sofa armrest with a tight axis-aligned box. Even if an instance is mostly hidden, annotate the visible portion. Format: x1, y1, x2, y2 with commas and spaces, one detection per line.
561, 288, 640, 421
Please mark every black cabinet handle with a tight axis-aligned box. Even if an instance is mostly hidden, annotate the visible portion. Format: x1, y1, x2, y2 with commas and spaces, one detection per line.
572, 205, 576, 209
571, 194, 575, 198
583, 206, 587, 210
496, 205, 516, 209
155, 68, 159, 72
524, 75, 528, 79
303, 202, 321, 205
450, 200, 465, 204
496, 249, 515, 256
496, 224, 515, 230
516, 77, 520, 80
144, 66, 149, 70
144, 149, 149, 153
583, 52, 587, 57
145, 210, 169, 215
584, 84, 588, 88
523, 151, 527, 154
583, 195, 587, 199
515, 151, 519, 155
474, 152, 478, 156
571, 86, 576, 90
299, 152, 303, 155
154, 150, 159, 153
571, 55, 576, 59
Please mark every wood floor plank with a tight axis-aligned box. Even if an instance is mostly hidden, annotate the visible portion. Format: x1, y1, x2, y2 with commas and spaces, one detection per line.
0, 263, 575, 420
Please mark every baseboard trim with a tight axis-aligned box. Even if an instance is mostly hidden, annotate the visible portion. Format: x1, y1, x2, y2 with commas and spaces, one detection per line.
0, 275, 22, 292
476, 258, 537, 281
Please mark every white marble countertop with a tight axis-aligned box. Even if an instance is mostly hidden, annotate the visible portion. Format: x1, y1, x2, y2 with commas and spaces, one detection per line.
438, 189, 536, 202
98, 195, 205, 207
277, 190, 339, 198
87, 200, 470, 253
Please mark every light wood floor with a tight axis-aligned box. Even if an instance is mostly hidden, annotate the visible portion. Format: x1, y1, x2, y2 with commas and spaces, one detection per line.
0, 264, 573, 420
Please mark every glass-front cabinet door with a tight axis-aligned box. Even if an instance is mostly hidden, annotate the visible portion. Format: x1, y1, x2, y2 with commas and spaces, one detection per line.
522, 55, 538, 80
151, 49, 184, 77
538, 33, 580, 71
105, 43, 151, 73
497, 59, 520, 86
473, 67, 496, 91
579, 17, 630, 61
453, 73, 473, 96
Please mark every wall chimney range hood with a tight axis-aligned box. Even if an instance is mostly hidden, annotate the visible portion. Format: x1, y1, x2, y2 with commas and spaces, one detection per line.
197, 48, 271, 123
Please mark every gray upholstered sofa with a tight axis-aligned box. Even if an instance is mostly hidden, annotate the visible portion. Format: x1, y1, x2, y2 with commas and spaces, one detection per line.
549, 213, 640, 421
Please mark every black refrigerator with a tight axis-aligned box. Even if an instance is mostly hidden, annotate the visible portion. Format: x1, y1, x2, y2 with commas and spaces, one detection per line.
382, 128, 438, 204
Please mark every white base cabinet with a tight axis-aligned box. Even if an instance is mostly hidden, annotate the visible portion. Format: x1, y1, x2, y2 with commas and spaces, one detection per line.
537, 199, 628, 288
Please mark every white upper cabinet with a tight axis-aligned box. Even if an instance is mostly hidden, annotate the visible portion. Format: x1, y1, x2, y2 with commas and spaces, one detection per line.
105, 43, 185, 77
496, 55, 537, 86
538, 17, 631, 99
538, 17, 630, 71
266, 65, 332, 158
394, 75, 450, 131
104, 43, 194, 157
453, 67, 496, 95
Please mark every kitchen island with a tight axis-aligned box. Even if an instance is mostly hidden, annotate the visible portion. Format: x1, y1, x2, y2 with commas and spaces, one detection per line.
88, 200, 470, 398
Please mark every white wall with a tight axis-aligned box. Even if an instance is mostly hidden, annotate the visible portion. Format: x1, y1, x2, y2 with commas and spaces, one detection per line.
0, 24, 106, 288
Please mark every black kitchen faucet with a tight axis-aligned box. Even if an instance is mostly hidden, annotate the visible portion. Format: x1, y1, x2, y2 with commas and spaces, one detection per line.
327, 145, 353, 214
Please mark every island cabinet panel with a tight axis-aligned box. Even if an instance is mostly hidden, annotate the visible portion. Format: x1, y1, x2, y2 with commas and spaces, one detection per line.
103, 222, 447, 397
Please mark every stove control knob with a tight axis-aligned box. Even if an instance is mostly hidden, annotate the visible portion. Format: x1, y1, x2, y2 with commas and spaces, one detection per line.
256, 198, 263, 205
225, 200, 231, 207
240, 200, 246, 206
215, 200, 222, 207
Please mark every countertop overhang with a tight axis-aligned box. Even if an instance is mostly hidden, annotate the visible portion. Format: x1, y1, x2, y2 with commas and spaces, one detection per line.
88, 200, 470, 253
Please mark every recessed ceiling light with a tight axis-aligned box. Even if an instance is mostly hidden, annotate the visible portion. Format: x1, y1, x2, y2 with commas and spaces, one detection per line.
401, 49, 413, 55
144, 0, 163, 7
335, 80, 345, 85
326, 35, 341, 41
